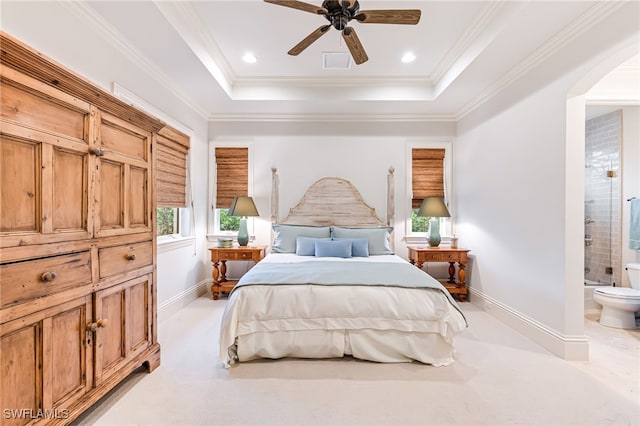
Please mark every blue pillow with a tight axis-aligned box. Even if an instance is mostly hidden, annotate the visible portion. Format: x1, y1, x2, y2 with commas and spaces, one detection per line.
295, 236, 330, 256
332, 238, 369, 257
315, 239, 352, 258
331, 227, 393, 255
272, 224, 331, 253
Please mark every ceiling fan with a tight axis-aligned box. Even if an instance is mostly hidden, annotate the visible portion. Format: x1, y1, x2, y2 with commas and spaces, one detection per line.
264, 0, 421, 65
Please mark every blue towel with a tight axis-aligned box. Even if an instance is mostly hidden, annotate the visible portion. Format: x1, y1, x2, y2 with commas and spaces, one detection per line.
631, 198, 640, 250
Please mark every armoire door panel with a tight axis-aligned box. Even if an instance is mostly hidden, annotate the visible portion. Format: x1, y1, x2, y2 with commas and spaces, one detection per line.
52, 147, 88, 232
48, 303, 89, 408
128, 166, 148, 228
93, 274, 152, 385
0, 324, 40, 426
126, 278, 150, 354
100, 116, 149, 162
98, 159, 124, 230
0, 135, 40, 234
98, 291, 125, 374
0, 133, 91, 248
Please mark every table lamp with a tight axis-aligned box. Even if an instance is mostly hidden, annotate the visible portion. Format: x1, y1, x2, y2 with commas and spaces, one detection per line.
228, 196, 259, 246
417, 197, 450, 247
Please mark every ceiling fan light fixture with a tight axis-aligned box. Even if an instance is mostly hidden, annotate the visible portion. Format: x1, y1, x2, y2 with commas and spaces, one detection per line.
264, 0, 421, 65
401, 52, 416, 63
242, 52, 257, 64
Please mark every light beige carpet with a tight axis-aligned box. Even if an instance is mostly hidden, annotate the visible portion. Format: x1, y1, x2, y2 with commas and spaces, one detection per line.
73, 297, 639, 426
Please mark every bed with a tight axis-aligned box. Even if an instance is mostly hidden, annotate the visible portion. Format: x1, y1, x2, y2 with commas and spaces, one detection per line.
219, 169, 467, 367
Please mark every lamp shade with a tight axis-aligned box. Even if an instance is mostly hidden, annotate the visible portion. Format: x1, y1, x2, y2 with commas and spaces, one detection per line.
228, 196, 259, 217
417, 197, 450, 218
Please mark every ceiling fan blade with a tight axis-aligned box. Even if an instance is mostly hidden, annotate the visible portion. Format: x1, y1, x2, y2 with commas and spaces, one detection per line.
263, 0, 327, 15
342, 27, 368, 65
288, 25, 331, 56
355, 10, 421, 25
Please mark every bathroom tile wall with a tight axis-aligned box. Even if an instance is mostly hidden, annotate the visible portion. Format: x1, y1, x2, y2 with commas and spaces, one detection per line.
585, 110, 622, 285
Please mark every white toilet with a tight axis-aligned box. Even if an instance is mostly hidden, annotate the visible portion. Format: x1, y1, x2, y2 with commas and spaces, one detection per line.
593, 263, 640, 329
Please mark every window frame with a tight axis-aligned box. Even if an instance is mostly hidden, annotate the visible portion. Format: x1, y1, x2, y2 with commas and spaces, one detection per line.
405, 138, 454, 244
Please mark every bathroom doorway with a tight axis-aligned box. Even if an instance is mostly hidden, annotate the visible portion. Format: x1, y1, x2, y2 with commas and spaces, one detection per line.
581, 53, 640, 316
584, 108, 622, 288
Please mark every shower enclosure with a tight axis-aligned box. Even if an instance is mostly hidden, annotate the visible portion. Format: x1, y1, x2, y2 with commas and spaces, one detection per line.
584, 110, 622, 287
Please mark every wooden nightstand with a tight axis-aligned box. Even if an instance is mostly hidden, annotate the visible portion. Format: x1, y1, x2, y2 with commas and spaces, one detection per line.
209, 246, 267, 300
407, 245, 470, 301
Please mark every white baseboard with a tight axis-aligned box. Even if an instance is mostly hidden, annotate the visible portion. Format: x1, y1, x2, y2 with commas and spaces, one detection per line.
469, 288, 589, 361
158, 279, 210, 324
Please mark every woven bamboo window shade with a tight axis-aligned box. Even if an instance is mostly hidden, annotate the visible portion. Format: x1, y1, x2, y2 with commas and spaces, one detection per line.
215, 147, 248, 209
156, 127, 190, 208
412, 148, 445, 209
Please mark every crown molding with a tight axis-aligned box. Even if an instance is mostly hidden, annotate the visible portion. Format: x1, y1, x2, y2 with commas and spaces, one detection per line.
63, 1, 208, 119
429, 1, 505, 83
455, 1, 627, 120
153, 0, 236, 97
207, 112, 456, 123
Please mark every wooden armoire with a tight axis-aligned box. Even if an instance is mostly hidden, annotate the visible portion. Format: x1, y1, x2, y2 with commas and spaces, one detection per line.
0, 32, 183, 424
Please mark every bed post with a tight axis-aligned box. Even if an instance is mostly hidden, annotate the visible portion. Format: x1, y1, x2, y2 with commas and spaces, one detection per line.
387, 166, 395, 227
271, 167, 279, 222
387, 166, 395, 251
271, 168, 279, 245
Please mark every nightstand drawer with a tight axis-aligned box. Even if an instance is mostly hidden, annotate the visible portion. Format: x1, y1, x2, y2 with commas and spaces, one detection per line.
218, 251, 254, 261
422, 252, 460, 262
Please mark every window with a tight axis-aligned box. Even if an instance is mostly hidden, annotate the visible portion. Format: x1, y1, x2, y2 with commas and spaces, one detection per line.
217, 208, 240, 232
155, 127, 191, 242
409, 145, 452, 239
210, 146, 251, 237
157, 207, 179, 236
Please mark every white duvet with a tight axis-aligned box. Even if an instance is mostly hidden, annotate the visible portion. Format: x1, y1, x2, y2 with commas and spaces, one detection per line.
219, 253, 467, 367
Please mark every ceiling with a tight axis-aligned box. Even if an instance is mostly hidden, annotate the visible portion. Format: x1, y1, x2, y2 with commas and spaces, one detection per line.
30, 1, 640, 121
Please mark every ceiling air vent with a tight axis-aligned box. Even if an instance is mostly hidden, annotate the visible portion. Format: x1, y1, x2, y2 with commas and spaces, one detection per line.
323, 52, 351, 70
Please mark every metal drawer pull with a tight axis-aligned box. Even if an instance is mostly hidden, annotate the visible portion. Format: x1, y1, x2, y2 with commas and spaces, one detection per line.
125, 253, 137, 261
41, 271, 57, 282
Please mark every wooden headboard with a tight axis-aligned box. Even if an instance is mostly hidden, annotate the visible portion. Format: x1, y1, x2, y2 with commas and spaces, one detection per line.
270, 167, 395, 228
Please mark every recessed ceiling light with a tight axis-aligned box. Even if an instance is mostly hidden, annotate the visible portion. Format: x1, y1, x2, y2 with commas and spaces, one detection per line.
401, 52, 416, 63
242, 53, 257, 64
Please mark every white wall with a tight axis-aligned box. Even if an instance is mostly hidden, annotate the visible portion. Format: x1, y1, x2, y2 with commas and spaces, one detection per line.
210, 121, 456, 268
455, 3, 639, 358
1, 2, 212, 321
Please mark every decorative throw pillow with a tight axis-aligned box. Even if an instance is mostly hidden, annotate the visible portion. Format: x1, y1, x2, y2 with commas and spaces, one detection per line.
314, 239, 352, 258
332, 238, 369, 257
295, 236, 330, 256
331, 227, 393, 255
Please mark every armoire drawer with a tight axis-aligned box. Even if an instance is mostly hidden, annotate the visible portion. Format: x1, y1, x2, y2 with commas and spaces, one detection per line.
0, 251, 92, 308
99, 241, 153, 278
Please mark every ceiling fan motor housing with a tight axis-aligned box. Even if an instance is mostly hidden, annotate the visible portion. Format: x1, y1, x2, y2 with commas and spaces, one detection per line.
322, 0, 360, 30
